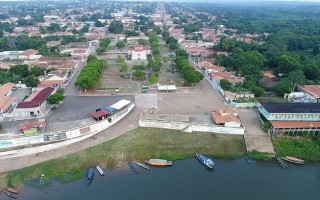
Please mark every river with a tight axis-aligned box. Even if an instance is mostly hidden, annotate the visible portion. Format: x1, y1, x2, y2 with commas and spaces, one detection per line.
3, 158, 320, 200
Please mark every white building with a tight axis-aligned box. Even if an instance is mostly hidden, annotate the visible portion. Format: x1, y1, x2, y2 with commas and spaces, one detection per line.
127, 45, 151, 60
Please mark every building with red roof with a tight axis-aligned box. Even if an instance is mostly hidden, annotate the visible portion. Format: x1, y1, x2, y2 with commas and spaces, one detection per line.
298, 85, 320, 102
211, 107, 241, 128
90, 110, 111, 121
13, 87, 55, 118
127, 45, 151, 60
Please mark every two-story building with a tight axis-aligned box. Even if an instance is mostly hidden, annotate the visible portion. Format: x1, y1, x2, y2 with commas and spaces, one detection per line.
258, 102, 320, 135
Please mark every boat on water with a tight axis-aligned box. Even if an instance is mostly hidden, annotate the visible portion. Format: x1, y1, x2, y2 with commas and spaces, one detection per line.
276, 157, 287, 169
40, 174, 45, 185
86, 166, 95, 185
5, 191, 18, 199
244, 155, 252, 164
128, 161, 137, 173
134, 161, 150, 170
96, 166, 105, 176
196, 153, 214, 169
145, 159, 172, 166
5, 186, 19, 194
281, 156, 304, 164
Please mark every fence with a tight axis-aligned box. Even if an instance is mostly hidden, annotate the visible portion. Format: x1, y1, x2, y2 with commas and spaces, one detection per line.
0, 103, 135, 149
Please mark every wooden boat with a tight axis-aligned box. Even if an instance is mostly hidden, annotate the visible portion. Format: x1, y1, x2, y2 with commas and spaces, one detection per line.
281, 156, 304, 164
40, 174, 45, 185
96, 166, 105, 176
145, 159, 173, 166
128, 161, 137, 173
5, 191, 18, 199
86, 166, 95, 185
244, 155, 252, 164
276, 157, 287, 169
196, 153, 214, 169
5, 186, 19, 194
134, 161, 150, 170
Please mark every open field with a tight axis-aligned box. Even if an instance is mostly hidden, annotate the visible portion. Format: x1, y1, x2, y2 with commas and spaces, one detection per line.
2, 127, 246, 187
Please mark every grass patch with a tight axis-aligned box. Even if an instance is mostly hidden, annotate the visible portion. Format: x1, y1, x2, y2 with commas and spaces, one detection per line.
246, 150, 274, 161
2, 127, 246, 187
273, 136, 320, 161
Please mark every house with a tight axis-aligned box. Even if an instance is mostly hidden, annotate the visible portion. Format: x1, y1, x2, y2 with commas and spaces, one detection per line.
187, 47, 207, 56
126, 36, 149, 43
211, 108, 241, 128
12, 87, 55, 118
109, 34, 126, 41
127, 45, 151, 60
18, 120, 46, 136
90, 109, 111, 121
258, 101, 320, 135
17, 49, 39, 60
209, 71, 244, 86
298, 85, 320, 102
234, 92, 255, 99
0, 82, 17, 120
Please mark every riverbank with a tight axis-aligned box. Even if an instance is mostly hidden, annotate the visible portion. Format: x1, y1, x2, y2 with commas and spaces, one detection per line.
1, 127, 246, 187
273, 135, 320, 161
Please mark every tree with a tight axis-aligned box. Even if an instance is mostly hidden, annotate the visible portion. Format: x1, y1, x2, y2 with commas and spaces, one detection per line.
253, 87, 265, 97
56, 87, 64, 94
220, 79, 232, 90
152, 48, 160, 55
133, 70, 145, 77
288, 70, 306, 91
274, 78, 292, 96
47, 23, 60, 33
96, 47, 106, 55
277, 54, 300, 74
138, 39, 146, 46
9, 64, 29, 78
0, 123, 2, 131
94, 21, 104, 27
108, 21, 124, 33
117, 56, 125, 63
87, 55, 98, 63
169, 43, 178, 51
30, 66, 45, 77
151, 41, 159, 48
25, 76, 39, 88
221, 37, 235, 51
149, 73, 158, 84
120, 63, 128, 73
47, 93, 65, 105
116, 41, 125, 50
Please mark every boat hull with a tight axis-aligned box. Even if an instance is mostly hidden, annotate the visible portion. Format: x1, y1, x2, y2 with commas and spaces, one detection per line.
96, 166, 105, 176
281, 156, 304, 164
5, 186, 19, 194
135, 161, 150, 170
86, 167, 95, 185
128, 161, 137, 173
196, 153, 214, 169
145, 159, 172, 166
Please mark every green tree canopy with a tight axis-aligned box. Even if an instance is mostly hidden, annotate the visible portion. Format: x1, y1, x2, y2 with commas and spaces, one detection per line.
116, 41, 125, 50
220, 79, 232, 91
47, 93, 65, 105
133, 70, 145, 77
149, 73, 158, 84
25, 76, 39, 88
108, 21, 124, 33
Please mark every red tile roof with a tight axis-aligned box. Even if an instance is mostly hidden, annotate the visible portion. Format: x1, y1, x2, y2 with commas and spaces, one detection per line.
0, 82, 16, 96
220, 107, 238, 115
261, 71, 276, 79
16, 87, 54, 108
271, 121, 320, 129
20, 49, 38, 56
18, 120, 46, 132
90, 110, 110, 118
212, 111, 240, 124
298, 85, 320, 98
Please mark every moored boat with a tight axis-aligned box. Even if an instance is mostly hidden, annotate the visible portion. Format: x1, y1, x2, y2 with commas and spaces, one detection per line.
145, 159, 172, 166
40, 174, 45, 185
196, 153, 214, 169
128, 161, 137, 173
244, 155, 252, 164
281, 156, 304, 164
86, 166, 95, 185
134, 161, 150, 170
276, 157, 287, 169
96, 166, 105, 176
5, 191, 18, 199
5, 186, 19, 194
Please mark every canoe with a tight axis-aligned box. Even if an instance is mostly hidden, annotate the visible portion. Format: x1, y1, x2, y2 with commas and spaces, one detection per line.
5, 191, 18, 199
145, 159, 173, 166
196, 153, 214, 169
244, 155, 252, 164
134, 161, 150, 170
128, 161, 137, 173
96, 166, 105, 176
276, 157, 287, 169
86, 166, 95, 185
40, 174, 45, 185
5, 186, 19, 194
281, 156, 304, 164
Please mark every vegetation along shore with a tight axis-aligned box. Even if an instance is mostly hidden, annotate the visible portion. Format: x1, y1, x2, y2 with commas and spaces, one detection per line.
1, 127, 246, 187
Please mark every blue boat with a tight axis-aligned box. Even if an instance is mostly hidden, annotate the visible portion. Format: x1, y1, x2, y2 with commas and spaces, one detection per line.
244, 155, 252, 164
128, 161, 137, 173
86, 166, 95, 185
196, 153, 214, 169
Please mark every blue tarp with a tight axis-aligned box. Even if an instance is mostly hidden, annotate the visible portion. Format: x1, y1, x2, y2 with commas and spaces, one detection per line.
104, 106, 115, 113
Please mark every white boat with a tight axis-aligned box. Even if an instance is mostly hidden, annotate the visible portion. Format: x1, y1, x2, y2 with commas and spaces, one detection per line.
96, 166, 105, 176
134, 161, 150, 170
